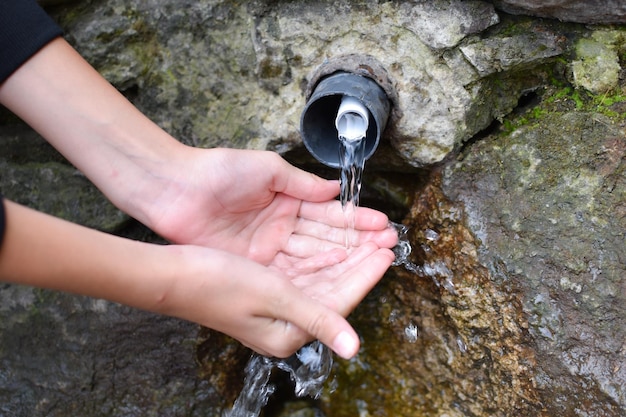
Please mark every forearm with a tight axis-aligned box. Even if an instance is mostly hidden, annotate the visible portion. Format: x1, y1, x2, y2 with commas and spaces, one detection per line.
0, 37, 187, 226
0, 199, 174, 312
0, 199, 385, 359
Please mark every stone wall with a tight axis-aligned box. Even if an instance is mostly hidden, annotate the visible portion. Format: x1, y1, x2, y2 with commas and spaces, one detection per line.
1, 1, 625, 416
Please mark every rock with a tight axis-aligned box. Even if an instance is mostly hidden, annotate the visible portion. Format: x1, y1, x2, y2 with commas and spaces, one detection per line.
490, 0, 626, 24
47, 0, 568, 167
318, 87, 626, 416
0, 285, 223, 417
0, 125, 128, 232
2, 1, 625, 416
443, 106, 626, 415
571, 29, 626, 94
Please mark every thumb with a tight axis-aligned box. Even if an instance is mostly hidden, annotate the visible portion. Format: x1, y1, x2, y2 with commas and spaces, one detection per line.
280, 292, 361, 360
270, 155, 340, 202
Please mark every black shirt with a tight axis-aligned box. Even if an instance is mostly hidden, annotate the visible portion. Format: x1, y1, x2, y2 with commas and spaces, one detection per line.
0, 0, 62, 247
0, 0, 63, 83
0, 197, 5, 249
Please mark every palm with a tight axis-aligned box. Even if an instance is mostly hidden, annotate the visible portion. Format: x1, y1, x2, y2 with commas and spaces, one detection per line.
148, 148, 397, 276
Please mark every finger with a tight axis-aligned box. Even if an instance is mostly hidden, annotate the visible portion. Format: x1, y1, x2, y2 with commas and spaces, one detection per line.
282, 230, 346, 257
294, 217, 399, 249
270, 248, 348, 278
292, 243, 395, 314
298, 200, 390, 230
268, 154, 340, 202
274, 290, 361, 359
330, 247, 395, 315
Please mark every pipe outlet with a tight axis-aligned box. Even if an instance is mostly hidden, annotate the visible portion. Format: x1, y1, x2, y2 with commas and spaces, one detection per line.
300, 71, 391, 168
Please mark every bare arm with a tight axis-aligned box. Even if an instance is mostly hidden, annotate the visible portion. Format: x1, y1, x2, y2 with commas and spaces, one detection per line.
0, 37, 183, 226
0, 199, 395, 358
0, 36, 397, 358
0, 36, 397, 258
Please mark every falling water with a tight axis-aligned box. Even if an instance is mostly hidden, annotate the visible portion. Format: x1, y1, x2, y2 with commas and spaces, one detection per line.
336, 96, 369, 249
339, 137, 367, 248
224, 98, 370, 417
223, 340, 332, 417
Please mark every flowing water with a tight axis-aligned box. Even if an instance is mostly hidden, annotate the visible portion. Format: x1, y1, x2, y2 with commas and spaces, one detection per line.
223, 340, 332, 417
224, 100, 460, 416
338, 136, 367, 249
224, 103, 369, 417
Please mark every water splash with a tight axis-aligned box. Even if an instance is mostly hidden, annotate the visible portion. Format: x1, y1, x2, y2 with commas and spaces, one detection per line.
223, 355, 275, 417
389, 222, 457, 295
389, 222, 467, 353
226, 100, 368, 416
223, 341, 332, 417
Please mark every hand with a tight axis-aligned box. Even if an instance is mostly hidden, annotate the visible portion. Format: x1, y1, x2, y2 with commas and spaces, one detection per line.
0, 38, 398, 359
0, 38, 397, 271
143, 147, 398, 268
160, 242, 395, 358
0, 201, 393, 359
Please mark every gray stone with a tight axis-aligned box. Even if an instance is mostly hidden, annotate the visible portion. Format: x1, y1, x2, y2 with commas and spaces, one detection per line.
443, 109, 626, 414
571, 30, 625, 93
0, 285, 222, 417
47, 0, 567, 167
0, 126, 128, 232
491, 0, 626, 24
2, 1, 625, 416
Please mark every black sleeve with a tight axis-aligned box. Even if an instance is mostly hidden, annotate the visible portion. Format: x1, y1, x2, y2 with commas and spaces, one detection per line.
0, 196, 5, 250
0, 0, 63, 83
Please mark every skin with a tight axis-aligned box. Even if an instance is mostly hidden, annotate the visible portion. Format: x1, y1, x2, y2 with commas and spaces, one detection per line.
0, 37, 398, 359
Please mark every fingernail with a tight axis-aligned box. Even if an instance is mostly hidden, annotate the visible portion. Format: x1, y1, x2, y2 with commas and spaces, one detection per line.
332, 331, 358, 359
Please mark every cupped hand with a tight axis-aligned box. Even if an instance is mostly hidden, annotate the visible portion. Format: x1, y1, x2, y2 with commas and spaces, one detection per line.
160, 242, 395, 359
146, 147, 398, 267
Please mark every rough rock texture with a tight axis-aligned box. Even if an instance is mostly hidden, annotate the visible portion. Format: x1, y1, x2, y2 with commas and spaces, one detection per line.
0, 126, 128, 231
0, 285, 223, 417
491, 0, 626, 24
320, 86, 626, 416
1, 1, 625, 416
44, 0, 566, 167
444, 110, 626, 415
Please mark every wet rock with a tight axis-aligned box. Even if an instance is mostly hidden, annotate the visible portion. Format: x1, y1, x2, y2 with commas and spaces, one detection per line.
443, 102, 626, 415
320, 175, 544, 416
318, 87, 626, 416
45, 0, 567, 167
491, 0, 626, 24
195, 328, 251, 410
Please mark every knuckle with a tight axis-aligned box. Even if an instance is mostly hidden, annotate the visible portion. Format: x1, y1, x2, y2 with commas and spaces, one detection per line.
305, 313, 330, 341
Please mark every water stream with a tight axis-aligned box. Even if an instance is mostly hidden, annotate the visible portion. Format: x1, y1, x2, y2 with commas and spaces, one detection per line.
224, 97, 460, 416
338, 136, 367, 249
224, 101, 369, 417
223, 340, 332, 417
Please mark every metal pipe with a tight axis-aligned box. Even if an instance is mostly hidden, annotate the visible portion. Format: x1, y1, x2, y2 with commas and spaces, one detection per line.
300, 71, 391, 168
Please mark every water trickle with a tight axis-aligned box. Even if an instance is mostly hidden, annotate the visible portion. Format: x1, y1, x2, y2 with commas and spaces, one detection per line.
224, 341, 331, 417
390, 222, 458, 296
339, 137, 367, 248
225, 97, 370, 416
337, 96, 369, 249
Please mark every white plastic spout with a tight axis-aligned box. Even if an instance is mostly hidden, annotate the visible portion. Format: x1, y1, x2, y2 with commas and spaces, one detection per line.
335, 96, 369, 141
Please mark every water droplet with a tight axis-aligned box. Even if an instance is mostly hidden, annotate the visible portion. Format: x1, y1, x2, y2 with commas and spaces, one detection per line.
404, 322, 419, 343
424, 228, 440, 242
456, 335, 467, 353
